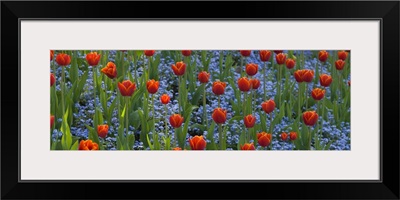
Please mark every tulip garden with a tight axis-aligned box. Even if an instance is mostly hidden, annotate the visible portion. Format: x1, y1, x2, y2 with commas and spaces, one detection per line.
50, 50, 350, 150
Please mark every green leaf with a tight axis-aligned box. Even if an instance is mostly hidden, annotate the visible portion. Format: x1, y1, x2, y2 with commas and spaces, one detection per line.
127, 134, 135, 150
85, 124, 100, 146
260, 111, 267, 132
60, 108, 72, 150
147, 134, 154, 150
70, 140, 79, 150
191, 84, 205, 106
206, 121, 217, 150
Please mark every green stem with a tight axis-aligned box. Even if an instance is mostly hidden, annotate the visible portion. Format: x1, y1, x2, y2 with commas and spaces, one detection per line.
178, 76, 181, 114
298, 83, 301, 118
305, 83, 308, 110
164, 104, 168, 137
134, 51, 138, 86
240, 56, 244, 77
219, 124, 222, 150
278, 65, 282, 107
93, 65, 97, 107
218, 95, 221, 108
148, 57, 151, 80
243, 92, 247, 116
269, 112, 273, 133
308, 126, 312, 150
152, 94, 155, 132
203, 85, 208, 126
61, 66, 65, 117
263, 62, 267, 100
125, 96, 129, 137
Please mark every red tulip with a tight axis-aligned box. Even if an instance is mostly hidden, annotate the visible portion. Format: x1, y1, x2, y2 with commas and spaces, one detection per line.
50, 115, 55, 128
303, 111, 318, 126
348, 81, 351, 86
238, 77, 251, 92
55, 53, 71, 66
146, 79, 159, 94
338, 51, 348, 60
172, 147, 182, 150
245, 63, 258, 76
212, 81, 226, 95
240, 143, 255, 150
240, 50, 251, 57
294, 70, 305, 83
144, 50, 155, 57
257, 132, 272, 147
189, 135, 207, 150
212, 108, 227, 124
261, 99, 275, 114
198, 71, 210, 84
274, 50, 283, 54
118, 80, 136, 96
259, 50, 271, 62
50, 50, 54, 61
182, 50, 192, 57
244, 114, 256, 128
275, 53, 286, 65
311, 88, 325, 101
97, 124, 109, 138
50, 73, 55, 87
285, 58, 296, 69
335, 59, 345, 70
160, 94, 170, 105
79, 140, 99, 150
319, 74, 332, 87
101, 62, 117, 79
281, 132, 288, 141
171, 61, 186, 76
318, 50, 329, 62
86, 52, 101, 66
250, 78, 260, 90
289, 132, 297, 141
302, 69, 314, 83
169, 114, 184, 128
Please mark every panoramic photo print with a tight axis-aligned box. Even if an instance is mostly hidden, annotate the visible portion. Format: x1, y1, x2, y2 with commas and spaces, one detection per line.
50, 50, 350, 151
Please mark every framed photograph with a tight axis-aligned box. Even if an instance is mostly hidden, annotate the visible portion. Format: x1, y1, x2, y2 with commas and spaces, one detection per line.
2, 1, 399, 199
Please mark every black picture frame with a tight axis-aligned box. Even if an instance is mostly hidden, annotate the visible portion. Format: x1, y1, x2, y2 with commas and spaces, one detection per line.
2, 1, 399, 199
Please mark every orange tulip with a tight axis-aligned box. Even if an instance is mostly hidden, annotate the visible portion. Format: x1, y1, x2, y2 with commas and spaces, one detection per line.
172, 147, 182, 150
302, 69, 314, 83
259, 50, 271, 62
289, 132, 297, 141
275, 53, 286, 65
160, 94, 170, 104
240, 50, 251, 57
212, 81, 226, 95
335, 59, 345, 70
244, 114, 256, 128
50, 73, 55, 87
144, 50, 155, 57
50, 115, 55, 128
97, 124, 109, 138
50, 50, 54, 61
198, 71, 210, 83
257, 132, 272, 147
171, 61, 186, 76
240, 143, 255, 150
118, 80, 136, 96
319, 74, 332, 87
146, 79, 159, 94
285, 58, 295, 69
294, 70, 305, 83
182, 50, 192, 57
55, 53, 71, 66
78, 140, 99, 150
169, 114, 184, 128
238, 77, 251, 92
338, 51, 348, 60
189, 135, 207, 150
212, 108, 227, 124
303, 111, 318, 126
311, 88, 325, 101
246, 63, 258, 76
281, 132, 288, 141
250, 78, 260, 90
318, 50, 329, 62
261, 99, 275, 114
274, 50, 283, 54
348, 81, 351, 86
86, 52, 101, 66
101, 62, 117, 79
